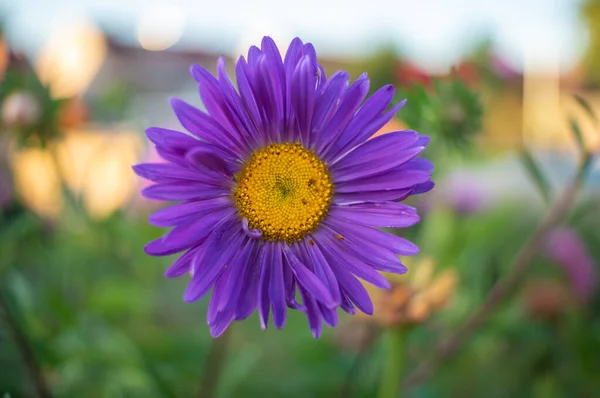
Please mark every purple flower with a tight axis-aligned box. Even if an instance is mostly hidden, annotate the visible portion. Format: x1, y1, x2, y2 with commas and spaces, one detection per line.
133, 37, 433, 337
545, 227, 596, 302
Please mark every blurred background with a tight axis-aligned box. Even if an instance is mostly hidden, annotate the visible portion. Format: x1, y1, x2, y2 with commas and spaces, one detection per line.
1, 0, 599, 397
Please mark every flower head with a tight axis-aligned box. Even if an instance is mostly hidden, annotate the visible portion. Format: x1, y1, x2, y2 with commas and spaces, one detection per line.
134, 37, 433, 337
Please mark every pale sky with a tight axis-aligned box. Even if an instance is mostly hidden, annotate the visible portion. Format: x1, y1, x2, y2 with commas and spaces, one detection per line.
1, 0, 586, 72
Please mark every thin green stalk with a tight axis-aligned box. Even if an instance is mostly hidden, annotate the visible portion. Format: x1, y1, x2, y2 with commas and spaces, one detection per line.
378, 327, 405, 398
198, 328, 232, 398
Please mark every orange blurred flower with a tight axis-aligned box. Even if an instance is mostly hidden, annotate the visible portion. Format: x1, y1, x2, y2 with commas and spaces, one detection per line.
359, 257, 458, 328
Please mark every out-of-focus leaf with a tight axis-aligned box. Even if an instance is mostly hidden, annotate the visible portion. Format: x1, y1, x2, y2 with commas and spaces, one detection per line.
519, 148, 552, 205
569, 118, 586, 153
573, 94, 598, 124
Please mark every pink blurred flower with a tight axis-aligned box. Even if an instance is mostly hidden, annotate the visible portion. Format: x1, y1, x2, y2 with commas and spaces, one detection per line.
545, 227, 596, 302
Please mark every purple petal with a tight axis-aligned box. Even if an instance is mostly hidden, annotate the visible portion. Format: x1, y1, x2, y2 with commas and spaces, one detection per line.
184, 222, 244, 302
335, 170, 431, 193
164, 245, 202, 278
142, 183, 230, 201
291, 55, 317, 146
170, 98, 245, 156
298, 286, 323, 338
314, 74, 370, 156
145, 208, 235, 256
282, 245, 336, 308
269, 244, 287, 328
257, 244, 271, 329
326, 218, 420, 256
149, 197, 233, 227
330, 202, 420, 228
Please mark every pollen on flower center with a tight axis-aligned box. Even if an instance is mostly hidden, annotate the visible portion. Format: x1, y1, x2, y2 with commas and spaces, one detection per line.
233, 142, 333, 242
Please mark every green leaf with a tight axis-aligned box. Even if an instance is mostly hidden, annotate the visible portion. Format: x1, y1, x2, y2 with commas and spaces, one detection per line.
569, 117, 586, 153
519, 148, 552, 205
573, 94, 598, 124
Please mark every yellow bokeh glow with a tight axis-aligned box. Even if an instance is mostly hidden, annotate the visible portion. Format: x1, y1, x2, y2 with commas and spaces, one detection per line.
12, 129, 143, 219
137, 3, 185, 51
36, 21, 107, 99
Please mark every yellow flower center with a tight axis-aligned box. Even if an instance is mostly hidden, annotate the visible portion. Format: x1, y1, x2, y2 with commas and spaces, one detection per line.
233, 142, 333, 242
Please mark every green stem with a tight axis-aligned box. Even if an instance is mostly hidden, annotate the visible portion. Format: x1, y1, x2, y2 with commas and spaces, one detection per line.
378, 327, 405, 398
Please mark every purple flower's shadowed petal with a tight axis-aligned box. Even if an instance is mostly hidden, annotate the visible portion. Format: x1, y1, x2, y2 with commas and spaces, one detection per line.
315, 232, 391, 289
283, 38, 304, 138
256, 54, 284, 142
146, 127, 199, 149
319, 246, 374, 315
242, 217, 263, 239
257, 245, 271, 329
219, 241, 258, 317
318, 302, 338, 327
335, 170, 431, 193
281, 243, 305, 311
315, 225, 408, 274
210, 312, 235, 338
326, 84, 395, 152
190, 64, 255, 152
145, 208, 235, 256
164, 245, 202, 278
333, 188, 414, 203
235, 57, 264, 146
149, 197, 233, 227
170, 98, 246, 156
269, 243, 287, 328
330, 202, 420, 228
314, 74, 370, 156
327, 218, 420, 256
184, 220, 243, 302
395, 157, 434, 173
329, 102, 406, 162
330, 130, 418, 169
291, 55, 317, 146
412, 181, 435, 195
142, 183, 230, 201
185, 145, 239, 176
133, 163, 220, 184
332, 146, 425, 183
208, 263, 231, 325
304, 240, 342, 305
282, 245, 336, 308
298, 286, 322, 338
311, 71, 349, 141
340, 293, 356, 315
235, 246, 263, 321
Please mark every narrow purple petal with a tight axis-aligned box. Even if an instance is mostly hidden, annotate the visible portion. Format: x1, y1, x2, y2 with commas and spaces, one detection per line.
314, 74, 370, 155
164, 245, 202, 278
330, 202, 420, 228
335, 170, 431, 193
142, 183, 230, 201
269, 243, 287, 328
282, 245, 336, 308
145, 208, 235, 256
257, 244, 271, 329
149, 197, 233, 227
298, 286, 323, 338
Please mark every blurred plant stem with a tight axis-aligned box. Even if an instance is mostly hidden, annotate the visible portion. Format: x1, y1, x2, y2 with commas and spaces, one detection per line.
198, 328, 232, 398
0, 288, 51, 398
378, 327, 405, 398
337, 325, 379, 398
404, 151, 596, 389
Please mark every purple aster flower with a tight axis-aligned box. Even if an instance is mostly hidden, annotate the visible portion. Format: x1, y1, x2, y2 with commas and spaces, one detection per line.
133, 37, 433, 337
